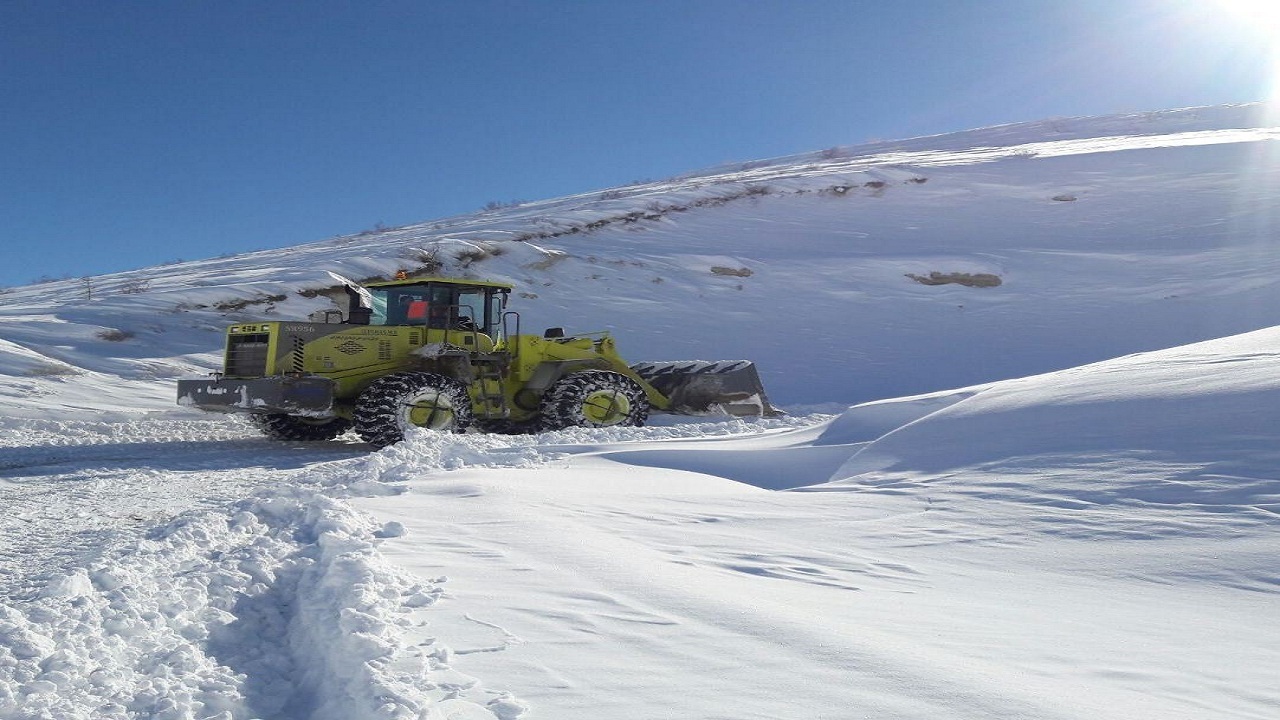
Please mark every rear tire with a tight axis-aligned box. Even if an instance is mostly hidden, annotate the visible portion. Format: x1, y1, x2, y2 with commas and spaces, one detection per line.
354, 372, 473, 448
539, 370, 649, 431
249, 414, 351, 441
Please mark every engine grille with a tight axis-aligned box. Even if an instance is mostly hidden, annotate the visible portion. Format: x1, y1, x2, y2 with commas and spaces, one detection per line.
225, 333, 270, 376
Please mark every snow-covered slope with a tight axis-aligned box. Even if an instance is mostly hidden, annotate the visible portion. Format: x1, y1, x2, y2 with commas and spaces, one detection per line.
1, 103, 1277, 415
2, 105, 1279, 720
5, 323, 1274, 719
347, 323, 1279, 720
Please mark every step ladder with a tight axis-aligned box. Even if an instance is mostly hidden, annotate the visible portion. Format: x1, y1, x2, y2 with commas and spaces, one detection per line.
472, 355, 509, 419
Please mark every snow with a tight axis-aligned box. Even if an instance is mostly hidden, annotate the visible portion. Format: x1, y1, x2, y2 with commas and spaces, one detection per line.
1, 104, 1279, 718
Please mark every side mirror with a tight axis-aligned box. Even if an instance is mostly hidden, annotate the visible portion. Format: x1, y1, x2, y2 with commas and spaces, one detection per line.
544, 327, 565, 339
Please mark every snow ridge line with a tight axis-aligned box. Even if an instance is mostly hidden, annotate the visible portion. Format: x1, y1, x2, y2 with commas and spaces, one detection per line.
0, 482, 520, 720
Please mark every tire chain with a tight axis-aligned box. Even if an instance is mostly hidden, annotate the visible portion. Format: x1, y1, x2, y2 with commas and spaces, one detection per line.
540, 370, 650, 430
354, 372, 474, 448
249, 414, 352, 441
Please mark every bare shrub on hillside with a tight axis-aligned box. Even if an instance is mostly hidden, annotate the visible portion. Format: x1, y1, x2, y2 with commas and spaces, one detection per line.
862, 180, 888, 198
711, 266, 753, 278
457, 248, 490, 267
482, 200, 525, 212
96, 328, 136, 342
512, 184, 774, 243
523, 252, 569, 271
457, 243, 505, 267
212, 294, 288, 312
402, 247, 444, 275
906, 272, 1003, 288
119, 279, 151, 294
27, 363, 82, 377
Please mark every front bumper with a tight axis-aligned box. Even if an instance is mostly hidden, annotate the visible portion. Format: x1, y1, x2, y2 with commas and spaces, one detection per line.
177, 375, 336, 415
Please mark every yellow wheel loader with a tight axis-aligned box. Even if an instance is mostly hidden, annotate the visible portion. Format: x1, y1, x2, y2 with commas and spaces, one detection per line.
178, 276, 778, 448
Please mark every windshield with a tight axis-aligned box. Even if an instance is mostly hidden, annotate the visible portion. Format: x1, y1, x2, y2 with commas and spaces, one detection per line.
368, 283, 501, 334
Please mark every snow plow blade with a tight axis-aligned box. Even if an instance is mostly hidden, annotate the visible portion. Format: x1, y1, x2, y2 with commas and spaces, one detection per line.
177, 376, 336, 415
630, 360, 782, 417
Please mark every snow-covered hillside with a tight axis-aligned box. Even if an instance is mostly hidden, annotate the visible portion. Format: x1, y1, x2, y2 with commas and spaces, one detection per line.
1, 104, 1277, 414
2, 105, 1278, 719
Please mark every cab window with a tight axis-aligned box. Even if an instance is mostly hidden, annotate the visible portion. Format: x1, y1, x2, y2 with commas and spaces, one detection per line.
367, 284, 504, 332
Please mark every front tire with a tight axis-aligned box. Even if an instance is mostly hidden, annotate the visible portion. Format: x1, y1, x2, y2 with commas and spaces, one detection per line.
249, 413, 351, 441
354, 372, 473, 448
539, 370, 649, 431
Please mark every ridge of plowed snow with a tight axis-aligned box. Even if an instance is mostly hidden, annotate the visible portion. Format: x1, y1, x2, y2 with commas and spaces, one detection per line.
0, 428, 544, 720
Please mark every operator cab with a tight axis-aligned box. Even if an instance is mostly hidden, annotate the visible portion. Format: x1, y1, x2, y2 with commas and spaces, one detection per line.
362, 277, 511, 336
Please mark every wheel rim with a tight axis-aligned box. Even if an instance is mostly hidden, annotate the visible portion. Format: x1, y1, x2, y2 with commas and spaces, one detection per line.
581, 389, 631, 425
400, 390, 458, 431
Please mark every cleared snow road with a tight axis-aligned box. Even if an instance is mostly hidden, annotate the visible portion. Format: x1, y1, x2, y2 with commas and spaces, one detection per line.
0, 417, 367, 598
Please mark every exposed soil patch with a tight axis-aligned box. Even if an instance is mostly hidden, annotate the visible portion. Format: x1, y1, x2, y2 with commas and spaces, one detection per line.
906, 272, 1003, 288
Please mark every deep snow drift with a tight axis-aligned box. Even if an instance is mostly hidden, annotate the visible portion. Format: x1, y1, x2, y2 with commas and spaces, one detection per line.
1, 105, 1278, 719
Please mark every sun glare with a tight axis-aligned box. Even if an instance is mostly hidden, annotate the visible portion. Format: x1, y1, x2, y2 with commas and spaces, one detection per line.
1212, 0, 1280, 29
1208, 0, 1280, 117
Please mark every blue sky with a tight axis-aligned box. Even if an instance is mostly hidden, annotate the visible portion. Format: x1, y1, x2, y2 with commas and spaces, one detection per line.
0, 0, 1274, 287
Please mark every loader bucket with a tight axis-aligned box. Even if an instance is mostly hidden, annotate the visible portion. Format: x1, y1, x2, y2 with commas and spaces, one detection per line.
630, 360, 782, 417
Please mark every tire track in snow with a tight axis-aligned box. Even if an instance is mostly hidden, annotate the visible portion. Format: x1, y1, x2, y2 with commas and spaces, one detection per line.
2, 414, 817, 719
0, 418, 366, 598
1, 418, 527, 720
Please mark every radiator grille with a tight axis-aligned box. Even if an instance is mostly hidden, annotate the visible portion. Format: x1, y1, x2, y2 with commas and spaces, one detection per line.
225, 333, 270, 376
291, 337, 306, 372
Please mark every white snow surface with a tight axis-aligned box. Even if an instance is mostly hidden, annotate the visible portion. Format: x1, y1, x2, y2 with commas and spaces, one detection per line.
1, 104, 1278, 718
